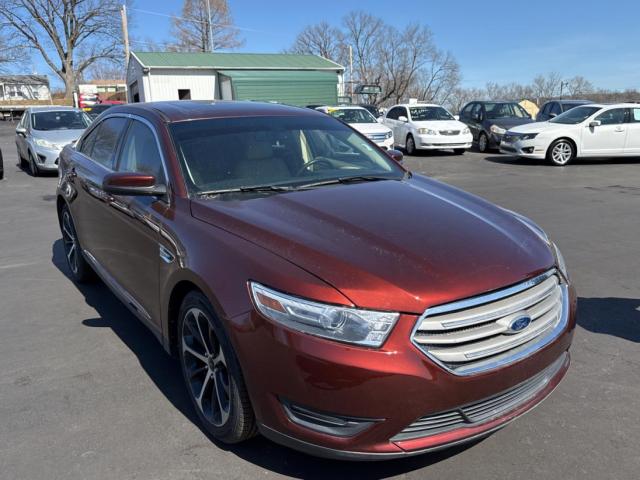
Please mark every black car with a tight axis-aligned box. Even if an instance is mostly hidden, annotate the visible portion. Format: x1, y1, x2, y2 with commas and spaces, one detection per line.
536, 99, 593, 122
459, 101, 534, 152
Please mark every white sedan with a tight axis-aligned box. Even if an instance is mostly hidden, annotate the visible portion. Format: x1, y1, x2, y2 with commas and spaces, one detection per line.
382, 103, 472, 155
500, 103, 640, 166
316, 106, 394, 150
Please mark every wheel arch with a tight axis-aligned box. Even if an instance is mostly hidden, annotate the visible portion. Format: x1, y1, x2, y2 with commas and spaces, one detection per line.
547, 136, 578, 157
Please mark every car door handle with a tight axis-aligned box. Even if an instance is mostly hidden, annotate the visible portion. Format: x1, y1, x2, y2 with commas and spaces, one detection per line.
614, 127, 625, 132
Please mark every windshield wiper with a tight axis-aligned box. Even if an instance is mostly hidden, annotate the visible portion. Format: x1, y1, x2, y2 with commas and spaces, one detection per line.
197, 184, 296, 197
297, 175, 393, 189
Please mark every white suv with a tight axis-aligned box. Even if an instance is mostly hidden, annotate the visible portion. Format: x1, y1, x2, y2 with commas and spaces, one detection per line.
383, 103, 472, 155
501, 103, 640, 166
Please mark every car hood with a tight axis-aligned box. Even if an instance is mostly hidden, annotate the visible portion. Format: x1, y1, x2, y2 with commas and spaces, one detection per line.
411, 120, 467, 131
32, 129, 85, 147
488, 117, 534, 129
350, 123, 392, 135
508, 121, 573, 134
191, 176, 555, 313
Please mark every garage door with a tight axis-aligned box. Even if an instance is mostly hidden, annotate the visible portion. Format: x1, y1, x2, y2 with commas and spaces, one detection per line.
218, 70, 339, 106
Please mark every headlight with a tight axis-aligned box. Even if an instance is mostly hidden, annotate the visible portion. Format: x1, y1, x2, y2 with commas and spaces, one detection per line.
418, 128, 437, 135
250, 282, 399, 347
33, 138, 59, 149
385, 131, 393, 139
490, 125, 506, 135
521, 133, 538, 140
552, 243, 569, 280
462, 127, 470, 134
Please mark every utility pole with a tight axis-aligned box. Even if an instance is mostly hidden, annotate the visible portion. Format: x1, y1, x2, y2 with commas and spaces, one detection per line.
349, 45, 353, 99
559, 80, 569, 100
120, 4, 130, 102
206, 0, 214, 52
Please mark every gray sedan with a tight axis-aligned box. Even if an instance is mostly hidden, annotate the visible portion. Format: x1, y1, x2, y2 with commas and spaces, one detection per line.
15, 107, 91, 176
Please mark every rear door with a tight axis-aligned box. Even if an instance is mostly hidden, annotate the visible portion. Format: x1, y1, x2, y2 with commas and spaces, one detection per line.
468, 103, 482, 141
106, 118, 169, 326
581, 108, 628, 156
624, 108, 640, 154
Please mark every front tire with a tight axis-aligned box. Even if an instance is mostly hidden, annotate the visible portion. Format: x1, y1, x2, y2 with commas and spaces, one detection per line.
60, 205, 94, 282
547, 139, 575, 166
478, 133, 489, 153
178, 291, 257, 444
406, 134, 417, 156
29, 153, 39, 177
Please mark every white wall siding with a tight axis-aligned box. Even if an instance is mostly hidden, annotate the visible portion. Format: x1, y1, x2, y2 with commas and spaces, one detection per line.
147, 69, 216, 102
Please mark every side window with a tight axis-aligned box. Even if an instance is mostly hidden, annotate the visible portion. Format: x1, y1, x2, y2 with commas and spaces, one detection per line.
631, 108, 640, 123
460, 104, 473, 118
470, 103, 481, 119
79, 125, 101, 156
550, 102, 562, 116
386, 107, 399, 120
89, 117, 129, 168
596, 108, 627, 125
399, 107, 408, 119
540, 103, 550, 116
117, 120, 166, 182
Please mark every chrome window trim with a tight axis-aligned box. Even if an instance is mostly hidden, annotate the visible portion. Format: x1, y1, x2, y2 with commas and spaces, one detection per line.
410, 269, 569, 376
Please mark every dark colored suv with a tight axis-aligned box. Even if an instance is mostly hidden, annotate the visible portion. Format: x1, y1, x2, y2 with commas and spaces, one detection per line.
56, 101, 575, 460
459, 101, 534, 152
536, 99, 593, 122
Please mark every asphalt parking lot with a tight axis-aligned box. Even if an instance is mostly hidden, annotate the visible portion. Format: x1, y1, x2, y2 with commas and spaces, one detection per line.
1, 119, 639, 480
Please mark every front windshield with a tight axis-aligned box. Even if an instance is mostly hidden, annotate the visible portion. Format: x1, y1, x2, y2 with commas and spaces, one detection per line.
550, 106, 602, 124
327, 108, 378, 124
170, 115, 404, 195
485, 103, 529, 119
409, 106, 454, 121
31, 111, 91, 131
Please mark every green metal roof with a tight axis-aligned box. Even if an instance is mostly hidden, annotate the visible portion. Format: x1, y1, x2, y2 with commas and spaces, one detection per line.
131, 51, 344, 71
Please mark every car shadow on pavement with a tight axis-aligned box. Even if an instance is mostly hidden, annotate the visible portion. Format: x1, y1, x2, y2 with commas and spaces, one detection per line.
51, 239, 480, 478
484, 155, 640, 167
577, 297, 640, 343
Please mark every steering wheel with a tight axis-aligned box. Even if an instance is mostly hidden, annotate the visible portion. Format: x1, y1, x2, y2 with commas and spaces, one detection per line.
296, 157, 334, 176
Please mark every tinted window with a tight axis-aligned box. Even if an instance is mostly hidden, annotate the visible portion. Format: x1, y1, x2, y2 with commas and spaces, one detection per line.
79, 126, 100, 156
386, 107, 400, 120
409, 106, 454, 121
31, 111, 90, 131
117, 120, 165, 182
596, 108, 627, 125
561, 103, 584, 112
460, 104, 473, 118
550, 102, 562, 115
170, 115, 403, 195
89, 117, 128, 168
470, 103, 481, 119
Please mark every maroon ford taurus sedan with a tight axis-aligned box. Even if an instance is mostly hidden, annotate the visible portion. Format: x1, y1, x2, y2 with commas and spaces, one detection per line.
56, 101, 576, 460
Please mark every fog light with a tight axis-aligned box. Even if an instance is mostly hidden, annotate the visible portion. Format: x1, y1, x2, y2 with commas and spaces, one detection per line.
523, 147, 534, 154
37, 154, 46, 164
281, 399, 380, 437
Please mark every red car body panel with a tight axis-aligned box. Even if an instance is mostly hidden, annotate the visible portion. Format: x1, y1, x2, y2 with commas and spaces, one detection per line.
56, 101, 576, 459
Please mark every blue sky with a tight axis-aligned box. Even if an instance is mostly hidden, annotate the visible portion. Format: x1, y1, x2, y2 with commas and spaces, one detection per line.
27, 0, 640, 90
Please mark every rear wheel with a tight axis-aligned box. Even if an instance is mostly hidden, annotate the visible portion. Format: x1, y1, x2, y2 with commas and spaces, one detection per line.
453, 149, 466, 155
406, 134, 417, 156
60, 205, 94, 282
478, 133, 489, 153
178, 291, 257, 444
547, 139, 575, 166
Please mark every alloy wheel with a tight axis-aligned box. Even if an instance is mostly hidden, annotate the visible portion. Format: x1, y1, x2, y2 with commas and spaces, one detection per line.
61, 210, 79, 274
551, 141, 572, 165
181, 307, 231, 427
478, 134, 488, 152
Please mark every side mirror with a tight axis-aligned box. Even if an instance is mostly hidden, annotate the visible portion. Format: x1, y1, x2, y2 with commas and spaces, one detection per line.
589, 120, 601, 128
386, 149, 403, 164
377, 117, 384, 123
16, 126, 26, 136
102, 172, 167, 196
453, 115, 460, 121
398, 115, 408, 123
549, 113, 557, 119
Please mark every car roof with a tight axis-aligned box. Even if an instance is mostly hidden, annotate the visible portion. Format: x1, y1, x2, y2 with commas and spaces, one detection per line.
320, 105, 367, 110
394, 103, 441, 108
104, 100, 320, 123
557, 99, 592, 104
27, 106, 81, 113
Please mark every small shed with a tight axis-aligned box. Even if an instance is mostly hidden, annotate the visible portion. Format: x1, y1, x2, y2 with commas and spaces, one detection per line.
126, 52, 344, 106
0, 75, 51, 101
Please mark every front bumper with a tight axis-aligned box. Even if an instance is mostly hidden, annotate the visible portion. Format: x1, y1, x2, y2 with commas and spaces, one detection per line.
416, 133, 472, 150
33, 145, 62, 170
230, 284, 577, 459
373, 137, 394, 150
500, 138, 547, 159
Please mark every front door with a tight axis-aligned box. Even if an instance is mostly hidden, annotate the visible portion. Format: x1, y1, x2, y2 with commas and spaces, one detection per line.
581, 108, 628, 156
624, 108, 640, 155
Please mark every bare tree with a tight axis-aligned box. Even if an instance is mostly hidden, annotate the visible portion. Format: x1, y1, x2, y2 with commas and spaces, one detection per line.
0, 32, 21, 71
342, 11, 384, 87
287, 21, 346, 64
410, 49, 461, 106
532, 72, 563, 99
84, 60, 126, 81
171, 0, 243, 52
0, 0, 122, 98
566, 76, 594, 96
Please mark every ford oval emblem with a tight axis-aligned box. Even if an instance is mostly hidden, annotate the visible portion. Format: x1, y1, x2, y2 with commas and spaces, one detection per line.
509, 315, 532, 333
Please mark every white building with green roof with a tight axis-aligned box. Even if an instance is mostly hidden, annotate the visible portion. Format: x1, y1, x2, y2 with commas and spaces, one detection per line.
126, 51, 345, 106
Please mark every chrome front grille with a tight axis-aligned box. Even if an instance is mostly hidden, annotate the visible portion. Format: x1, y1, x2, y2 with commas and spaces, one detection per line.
439, 129, 460, 136
392, 353, 567, 441
412, 270, 568, 375
366, 133, 388, 142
